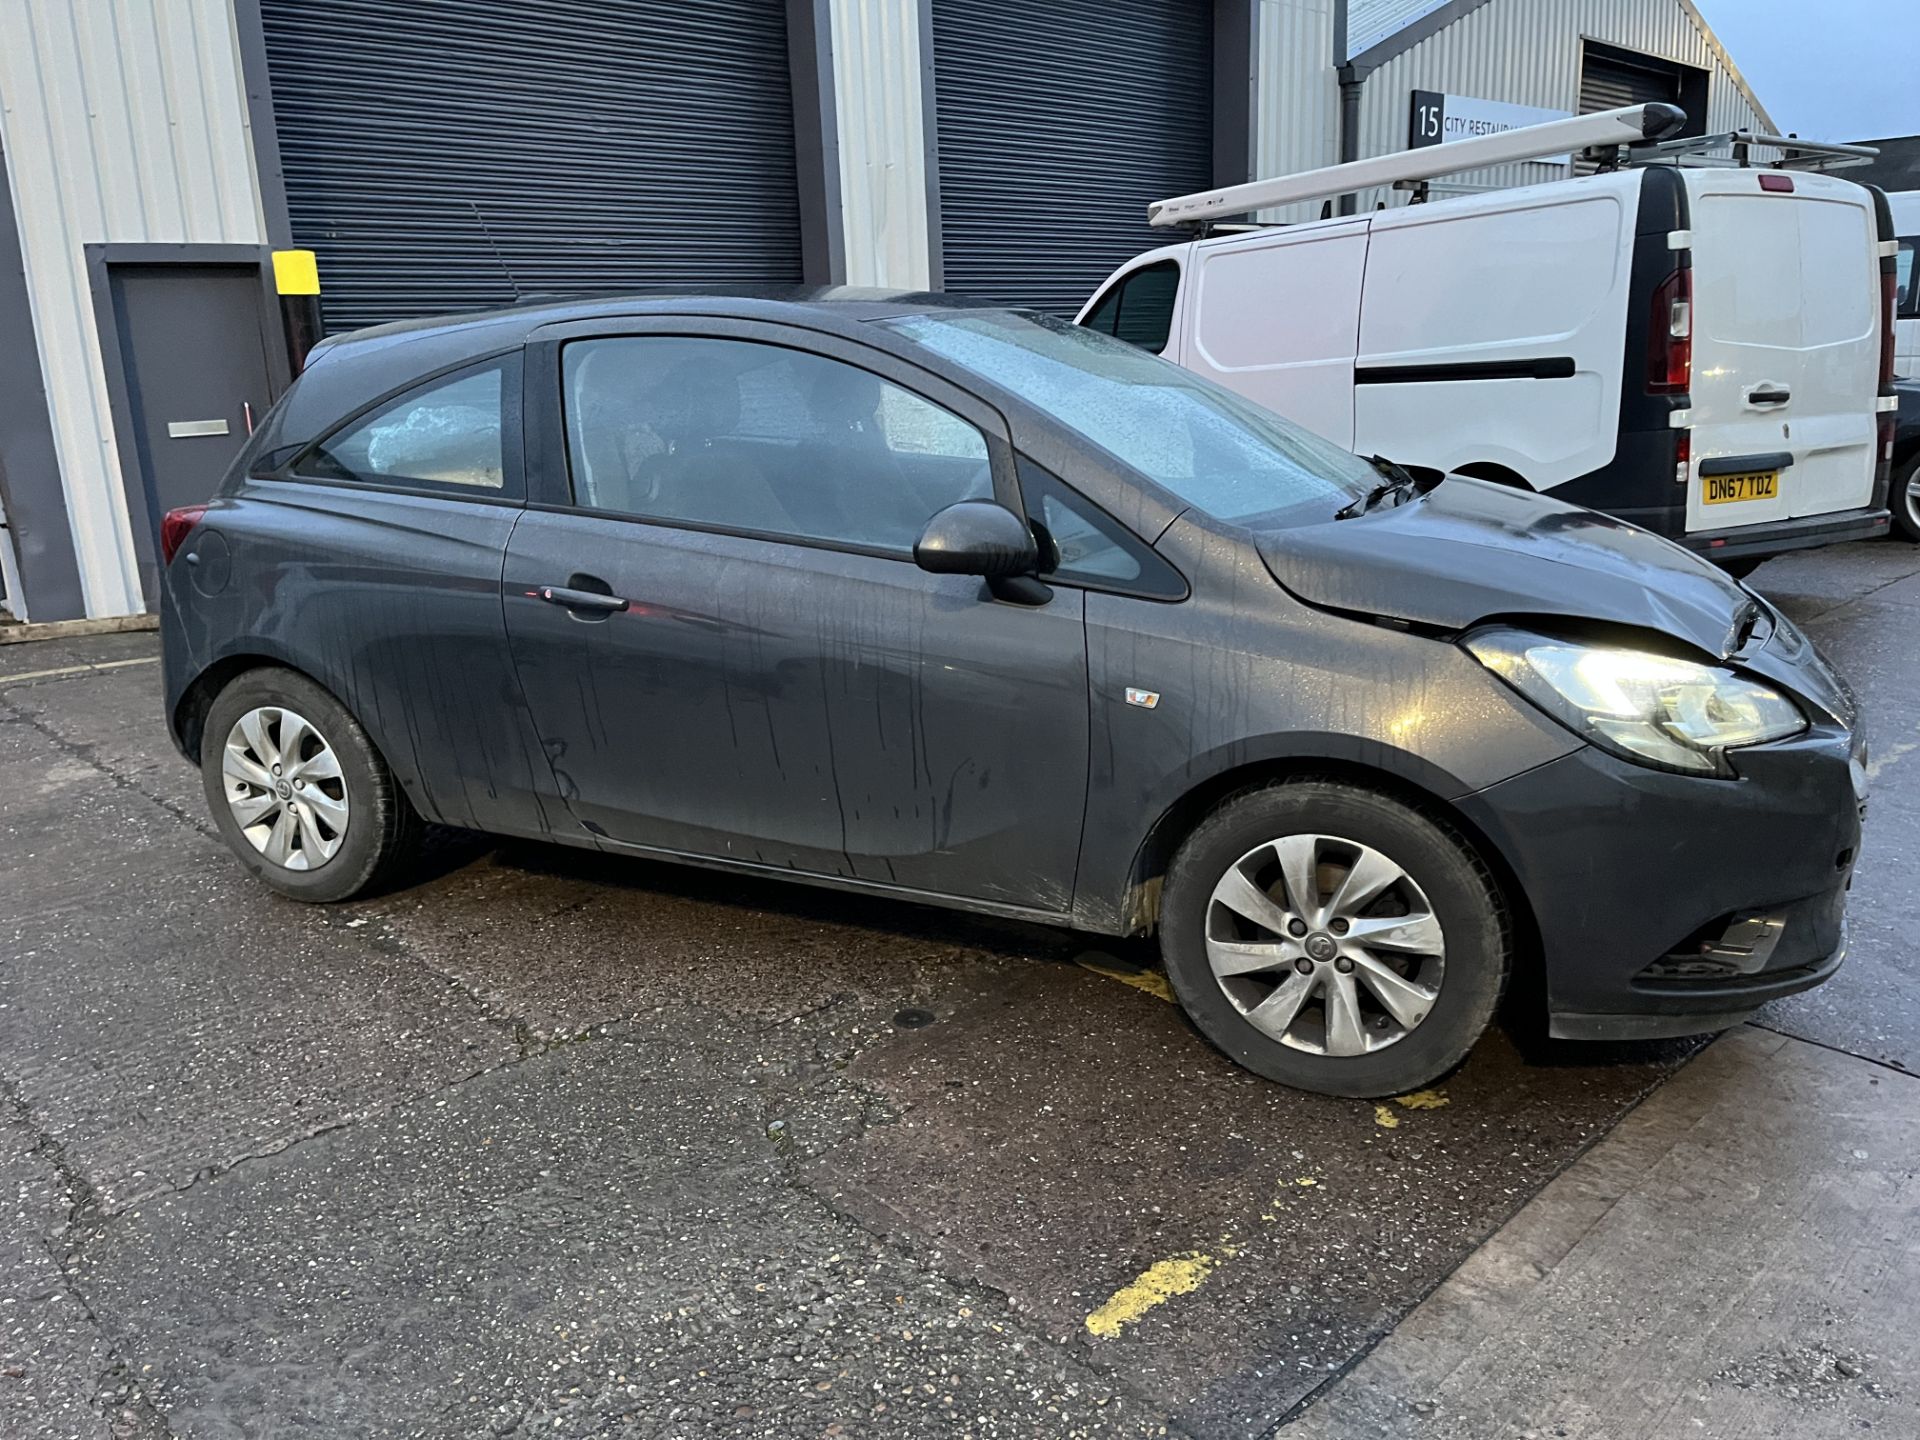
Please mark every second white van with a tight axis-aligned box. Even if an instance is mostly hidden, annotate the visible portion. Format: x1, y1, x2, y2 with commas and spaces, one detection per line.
1890, 189, 1918, 379
1081, 124, 1900, 572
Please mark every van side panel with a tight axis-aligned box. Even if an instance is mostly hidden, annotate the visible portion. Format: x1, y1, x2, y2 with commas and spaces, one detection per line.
1182, 221, 1369, 448
1351, 179, 1636, 487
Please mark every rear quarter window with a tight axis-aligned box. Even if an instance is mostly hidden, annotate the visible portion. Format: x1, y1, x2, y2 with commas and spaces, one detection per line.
289, 356, 521, 496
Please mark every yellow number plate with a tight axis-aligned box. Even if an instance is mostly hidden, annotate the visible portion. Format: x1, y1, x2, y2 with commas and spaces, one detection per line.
1702, 471, 1779, 505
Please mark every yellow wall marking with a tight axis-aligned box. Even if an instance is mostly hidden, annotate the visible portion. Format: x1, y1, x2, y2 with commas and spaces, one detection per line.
1086, 1253, 1216, 1338
1075, 956, 1175, 1004
1373, 1105, 1400, 1129
1394, 1089, 1450, 1110
271, 249, 321, 296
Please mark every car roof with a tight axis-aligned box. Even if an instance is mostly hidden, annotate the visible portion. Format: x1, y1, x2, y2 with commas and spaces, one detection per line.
254, 288, 1028, 478
309, 287, 1007, 363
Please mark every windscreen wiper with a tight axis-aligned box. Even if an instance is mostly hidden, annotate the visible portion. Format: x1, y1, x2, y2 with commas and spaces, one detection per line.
1335, 456, 1440, 519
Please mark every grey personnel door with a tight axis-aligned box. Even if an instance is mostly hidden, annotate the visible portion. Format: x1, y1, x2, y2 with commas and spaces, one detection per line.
95, 256, 280, 607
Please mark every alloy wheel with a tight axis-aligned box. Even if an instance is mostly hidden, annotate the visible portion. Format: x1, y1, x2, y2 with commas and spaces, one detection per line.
1204, 833, 1446, 1057
221, 706, 349, 871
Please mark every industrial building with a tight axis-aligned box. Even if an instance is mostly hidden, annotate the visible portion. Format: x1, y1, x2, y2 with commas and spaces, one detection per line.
0, 0, 1773, 624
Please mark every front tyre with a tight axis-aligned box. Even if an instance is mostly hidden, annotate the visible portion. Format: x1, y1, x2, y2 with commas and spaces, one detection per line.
200, 667, 420, 902
1159, 781, 1509, 1098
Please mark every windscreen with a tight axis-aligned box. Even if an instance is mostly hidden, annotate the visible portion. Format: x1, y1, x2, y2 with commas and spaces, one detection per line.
884, 310, 1374, 526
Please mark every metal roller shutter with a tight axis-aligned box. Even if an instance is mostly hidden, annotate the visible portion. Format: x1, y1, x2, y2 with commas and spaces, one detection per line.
1579, 49, 1681, 115
261, 0, 803, 333
931, 0, 1213, 314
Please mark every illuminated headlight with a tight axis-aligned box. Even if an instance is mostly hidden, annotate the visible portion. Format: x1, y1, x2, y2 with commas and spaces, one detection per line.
1466, 628, 1807, 776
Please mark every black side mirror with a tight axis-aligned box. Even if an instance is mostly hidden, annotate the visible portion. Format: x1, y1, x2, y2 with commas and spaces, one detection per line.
913, 500, 1051, 606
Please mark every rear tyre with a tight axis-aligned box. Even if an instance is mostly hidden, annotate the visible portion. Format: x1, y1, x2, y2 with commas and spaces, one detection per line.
1891, 454, 1920, 545
1159, 781, 1509, 1098
199, 667, 420, 902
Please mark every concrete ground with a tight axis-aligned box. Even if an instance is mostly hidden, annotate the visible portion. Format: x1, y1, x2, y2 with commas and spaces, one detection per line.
2, 541, 1915, 1439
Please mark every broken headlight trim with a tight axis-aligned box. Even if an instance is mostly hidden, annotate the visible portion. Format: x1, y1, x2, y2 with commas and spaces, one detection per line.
1465, 627, 1807, 777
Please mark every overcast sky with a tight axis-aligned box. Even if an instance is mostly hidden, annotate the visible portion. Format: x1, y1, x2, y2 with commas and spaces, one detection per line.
1689, 0, 1917, 140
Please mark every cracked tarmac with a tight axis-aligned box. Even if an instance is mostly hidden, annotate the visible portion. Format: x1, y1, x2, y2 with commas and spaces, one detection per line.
3, 541, 1917, 1438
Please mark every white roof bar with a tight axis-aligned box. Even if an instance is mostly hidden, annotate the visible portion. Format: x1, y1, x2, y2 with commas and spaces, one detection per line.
1148, 102, 1687, 227
1630, 129, 1877, 172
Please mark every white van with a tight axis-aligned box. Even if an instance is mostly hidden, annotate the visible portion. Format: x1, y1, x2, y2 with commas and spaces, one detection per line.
1081, 116, 1900, 570
1891, 190, 1919, 378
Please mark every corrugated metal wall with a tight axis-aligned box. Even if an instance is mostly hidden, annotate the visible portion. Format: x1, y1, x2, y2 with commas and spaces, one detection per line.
1344, 0, 1448, 57
929, 0, 1214, 314
1255, 0, 1339, 223
0, 0, 265, 619
1348, 0, 1770, 210
833, 0, 933, 288
260, 0, 804, 333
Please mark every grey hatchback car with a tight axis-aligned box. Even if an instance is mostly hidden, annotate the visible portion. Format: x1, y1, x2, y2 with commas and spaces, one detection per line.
161, 291, 1866, 1098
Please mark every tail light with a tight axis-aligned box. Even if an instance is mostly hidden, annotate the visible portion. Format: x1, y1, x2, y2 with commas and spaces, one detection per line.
1649, 267, 1692, 395
1880, 268, 1898, 392
1674, 429, 1692, 487
160, 505, 208, 566
1879, 412, 1897, 491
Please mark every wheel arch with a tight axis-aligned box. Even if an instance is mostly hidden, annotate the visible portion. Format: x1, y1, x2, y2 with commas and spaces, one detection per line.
173, 651, 283, 761
1103, 755, 1542, 990
171, 649, 434, 822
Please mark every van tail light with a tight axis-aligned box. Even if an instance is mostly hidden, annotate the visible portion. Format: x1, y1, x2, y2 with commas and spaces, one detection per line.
1674, 430, 1692, 487
1881, 268, 1898, 392
1879, 412, 1897, 491
160, 505, 208, 566
1649, 267, 1692, 395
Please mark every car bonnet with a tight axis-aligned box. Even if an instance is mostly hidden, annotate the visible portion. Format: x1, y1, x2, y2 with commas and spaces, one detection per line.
1252, 476, 1761, 661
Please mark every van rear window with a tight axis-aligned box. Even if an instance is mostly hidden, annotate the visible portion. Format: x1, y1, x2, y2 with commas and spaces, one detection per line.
1696, 194, 1872, 346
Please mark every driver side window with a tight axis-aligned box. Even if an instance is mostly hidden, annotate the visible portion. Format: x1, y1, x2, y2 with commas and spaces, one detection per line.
561, 336, 992, 553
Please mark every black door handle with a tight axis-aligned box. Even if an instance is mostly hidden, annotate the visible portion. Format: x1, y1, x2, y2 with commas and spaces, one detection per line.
1747, 386, 1792, 407
537, 584, 629, 614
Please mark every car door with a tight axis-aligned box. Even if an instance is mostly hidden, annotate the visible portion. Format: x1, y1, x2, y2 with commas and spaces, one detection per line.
501, 317, 1091, 914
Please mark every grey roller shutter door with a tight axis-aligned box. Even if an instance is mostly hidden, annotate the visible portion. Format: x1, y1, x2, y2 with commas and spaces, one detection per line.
930, 0, 1213, 315
1577, 45, 1687, 174
1580, 49, 1681, 115
261, 0, 803, 333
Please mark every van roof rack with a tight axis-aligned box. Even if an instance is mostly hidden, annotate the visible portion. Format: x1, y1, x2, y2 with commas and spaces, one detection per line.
1150, 105, 1882, 229
1620, 130, 1878, 172
1149, 102, 1687, 228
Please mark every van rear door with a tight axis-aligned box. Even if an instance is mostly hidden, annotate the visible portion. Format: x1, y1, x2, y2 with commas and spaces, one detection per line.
1686, 170, 1881, 531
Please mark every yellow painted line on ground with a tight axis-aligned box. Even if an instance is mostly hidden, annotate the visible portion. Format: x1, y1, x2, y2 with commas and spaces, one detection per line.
0, 655, 159, 686
1074, 955, 1176, 1004
1394, 1089, 1451, 1111
1085, 1253, 1216, 1338
1373, 1104, 1401, 1129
